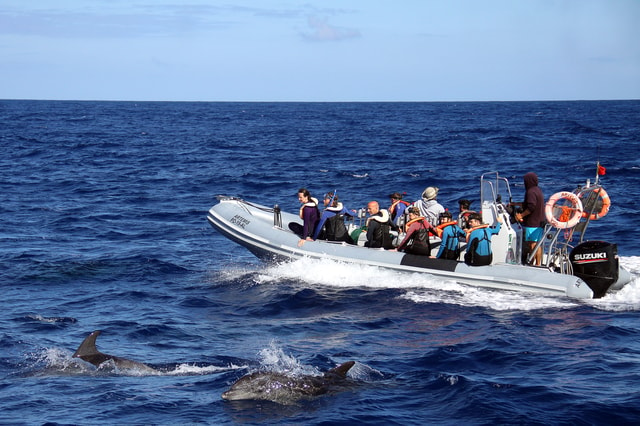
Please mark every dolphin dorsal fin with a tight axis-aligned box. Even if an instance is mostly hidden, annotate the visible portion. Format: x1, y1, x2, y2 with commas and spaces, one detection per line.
326, 361, 355, 377
73, 330, 102, 358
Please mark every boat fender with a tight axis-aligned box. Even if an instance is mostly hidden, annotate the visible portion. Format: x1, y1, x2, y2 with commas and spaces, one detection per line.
545, 191, 583, 229
580, 188, 610, 220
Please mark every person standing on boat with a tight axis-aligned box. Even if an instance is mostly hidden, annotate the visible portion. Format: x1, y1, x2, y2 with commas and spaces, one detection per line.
464, 213, 502, 266
288, 188, 320, 247
388, 192, 410, 229
513, 172, 545, 265
391, 207, 436, 255
412, 186, 445, 228
436, 211, 466, 260
364, 201, 394, 249
313, 191, 355, 244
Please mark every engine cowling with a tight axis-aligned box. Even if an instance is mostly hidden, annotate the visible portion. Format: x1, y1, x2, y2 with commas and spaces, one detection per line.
570, 241, 619, 298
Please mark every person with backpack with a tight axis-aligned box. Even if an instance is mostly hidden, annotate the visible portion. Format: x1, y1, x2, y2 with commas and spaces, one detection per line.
392, 207, 437, 255
464, 212, 503, 266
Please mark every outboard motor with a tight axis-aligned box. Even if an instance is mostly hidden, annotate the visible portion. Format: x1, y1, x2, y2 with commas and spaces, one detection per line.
569, 241, 619, 298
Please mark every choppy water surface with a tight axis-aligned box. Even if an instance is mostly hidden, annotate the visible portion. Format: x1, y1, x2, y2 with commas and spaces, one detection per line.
1, 100, 639, 424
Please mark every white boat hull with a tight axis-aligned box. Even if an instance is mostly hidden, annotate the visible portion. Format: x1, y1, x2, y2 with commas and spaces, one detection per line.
207, 197, 631, 299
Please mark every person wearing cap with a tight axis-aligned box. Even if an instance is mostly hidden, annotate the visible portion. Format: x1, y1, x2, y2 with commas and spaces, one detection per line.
388, 192, 410, 228
412, 186, 445, 228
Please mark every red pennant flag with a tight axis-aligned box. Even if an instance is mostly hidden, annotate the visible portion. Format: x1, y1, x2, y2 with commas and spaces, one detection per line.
597, 165, 606, 176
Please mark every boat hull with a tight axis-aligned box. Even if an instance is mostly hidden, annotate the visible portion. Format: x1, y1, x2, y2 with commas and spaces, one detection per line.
204, 197, 632, 299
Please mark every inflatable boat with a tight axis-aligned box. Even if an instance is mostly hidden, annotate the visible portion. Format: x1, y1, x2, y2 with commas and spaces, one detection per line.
207, 171, 631, 299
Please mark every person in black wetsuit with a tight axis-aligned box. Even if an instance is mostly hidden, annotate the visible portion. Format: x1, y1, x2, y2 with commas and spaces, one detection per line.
364, 201, 393, 249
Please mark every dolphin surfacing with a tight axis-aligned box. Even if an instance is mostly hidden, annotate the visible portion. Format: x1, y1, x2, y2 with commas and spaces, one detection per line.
73, 330, 156, 373
221, 361, 356, 404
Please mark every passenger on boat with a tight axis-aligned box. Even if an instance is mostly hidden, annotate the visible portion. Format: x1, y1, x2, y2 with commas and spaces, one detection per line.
412, 186, 445, 227
512, 172, 545, 265
313, 192, 355, 244
464, 213, 502, 266
288, 188, 320, 247
391, 207, 436, 255
364, 201, 394, 249
458, 199, 473, 229
388, 192, 410, 229
436, 211, 466, 260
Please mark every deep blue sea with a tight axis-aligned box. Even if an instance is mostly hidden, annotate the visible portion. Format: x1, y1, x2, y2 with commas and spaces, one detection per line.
1, 100, 640, 425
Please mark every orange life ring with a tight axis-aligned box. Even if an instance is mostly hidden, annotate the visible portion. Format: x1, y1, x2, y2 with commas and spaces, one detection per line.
580, 188, 610, 220
545, 191, 583, 229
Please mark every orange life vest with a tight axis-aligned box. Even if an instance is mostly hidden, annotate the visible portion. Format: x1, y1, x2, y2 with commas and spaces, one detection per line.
465, 224, 489, 242
390, 199, 410, 216
404, 216, 428, 233
435, 220, 458, 238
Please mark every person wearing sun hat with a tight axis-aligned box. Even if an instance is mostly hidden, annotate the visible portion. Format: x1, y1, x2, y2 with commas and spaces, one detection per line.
412, 186, 444, 228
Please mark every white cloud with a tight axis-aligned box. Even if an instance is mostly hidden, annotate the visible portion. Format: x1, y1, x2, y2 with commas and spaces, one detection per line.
301, 15, 360, 42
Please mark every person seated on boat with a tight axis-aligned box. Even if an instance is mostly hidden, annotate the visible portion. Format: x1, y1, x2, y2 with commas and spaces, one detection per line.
412, 186, 445, 228
313, 192, 355, 244
388, 192, 410, 229
288, 188, 320, 247
390, 207, 436, 255
510, 172, 545, 266
436, 210, 466, 260
458, 199, 474, 229
364, 201, 394, 249
464, 212, 503, 266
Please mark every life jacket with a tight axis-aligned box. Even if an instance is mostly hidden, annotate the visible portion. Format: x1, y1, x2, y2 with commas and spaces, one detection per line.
465, 224, 489, 242
403, 217, 431, 255
437, 221, 462, 260
404, 216, 435, 233
435, 220, 458, 238
299, 198, 319, 218
366, 209, 393, 249
389, 200, 410, 219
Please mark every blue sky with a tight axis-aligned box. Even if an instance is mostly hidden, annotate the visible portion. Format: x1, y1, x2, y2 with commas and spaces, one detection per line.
1, 0, 638, 101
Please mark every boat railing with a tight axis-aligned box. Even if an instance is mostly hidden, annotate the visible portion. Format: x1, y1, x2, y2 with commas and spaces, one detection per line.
480, 172, 514, 214
537, 180, 605, 272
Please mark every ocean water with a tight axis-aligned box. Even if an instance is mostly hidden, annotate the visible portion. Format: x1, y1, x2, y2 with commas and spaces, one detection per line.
1, 99, 640, 425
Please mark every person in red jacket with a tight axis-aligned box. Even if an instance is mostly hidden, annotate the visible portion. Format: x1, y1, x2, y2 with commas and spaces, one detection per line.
392, 207, 437, 255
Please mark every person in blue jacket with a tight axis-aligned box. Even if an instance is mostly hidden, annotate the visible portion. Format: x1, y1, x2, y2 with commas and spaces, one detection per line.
464, 212, 502, 266
436, 211, 466, 260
